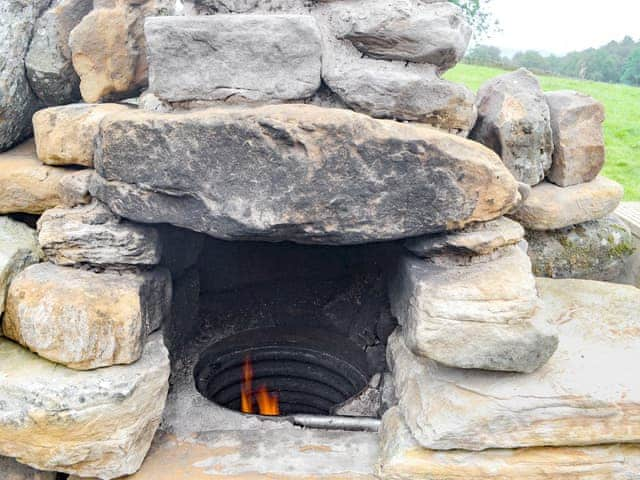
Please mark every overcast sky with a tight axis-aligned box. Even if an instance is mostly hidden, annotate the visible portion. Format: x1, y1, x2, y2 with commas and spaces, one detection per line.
486, 0, 640, 55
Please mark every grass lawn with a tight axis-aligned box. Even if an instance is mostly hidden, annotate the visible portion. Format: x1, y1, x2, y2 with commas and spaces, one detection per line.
445, 64, 640, 201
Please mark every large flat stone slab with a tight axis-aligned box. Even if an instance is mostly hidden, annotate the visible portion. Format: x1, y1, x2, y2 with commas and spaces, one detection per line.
4, 263, 171, 369
37, 201, 161, 267
146, 15, 322, 103
378, 407, 640, 480
511, 177, 624, 230
92, 104, 520, 245
389, 278, 640, 451
0, 140, 77, 215
389, 246, 557, 373
0, 217, 40, 317
0, 333, 169, 479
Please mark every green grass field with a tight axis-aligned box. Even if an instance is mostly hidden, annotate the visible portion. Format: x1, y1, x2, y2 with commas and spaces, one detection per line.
444, 64, 640, 200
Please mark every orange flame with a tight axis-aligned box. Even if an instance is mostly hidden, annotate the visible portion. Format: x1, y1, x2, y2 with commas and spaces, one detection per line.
240, 355, 280, 416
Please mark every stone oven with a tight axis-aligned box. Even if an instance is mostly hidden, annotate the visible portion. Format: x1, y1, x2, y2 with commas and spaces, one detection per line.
0, 0, 638, 479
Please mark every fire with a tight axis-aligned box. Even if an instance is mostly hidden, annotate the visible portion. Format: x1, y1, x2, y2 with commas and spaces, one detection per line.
240, 355, 280, 416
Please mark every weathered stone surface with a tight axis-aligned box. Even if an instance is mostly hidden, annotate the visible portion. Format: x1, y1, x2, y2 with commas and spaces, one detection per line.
69, 0, 172, 102
546, 90, 606, 187
192, 0, 307, 14
511, 177, 624, 230
0, 332, 169, 478
339, 0, 471, 69
0, 0, 50, 151
33, 103, 132, 167
405, 216, 525, 257
378, 407, 640, 480
37, 201, 162, 267
0, 456, 56, 480
4, 262, 171, 369
25, 0, 92, 105
0, 140, 76, 215
157, 224, 205, 278
92, 104, 520, 245
58, 169, 94, 207
527, 215, 635, 281
471, 68, 554, 185
324, 66, 478, 135
0, 218, 40, 317
388, 278, 640, 450
389, 246, 557, 372
146, 15, 322, 103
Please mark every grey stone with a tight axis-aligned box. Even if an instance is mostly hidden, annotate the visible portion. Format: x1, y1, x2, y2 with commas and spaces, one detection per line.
388, 278, 640, 450
157, 224, 205, 278
0, 332, 169, 478
58, 169, 94, 207
471, 68, 554, 185
0, 0, 50, 151
192, 0, 307, 14
163, 266, 200, 362
332, 373, 382, 417
146, 15, 322, 104
405, 216, 525, 257
511, 177, 624, 230
378, 406, 640, 480
37, 201, 162, 267
339, 0, 471, 69
25, 0, 92, 105
546, 90, 606, 187
0, 217, 41, 317
527, 216, 635, 281
0, 456, 56, 480
91, 104, 520, 245
4, 262, 171, 369
389, 246, 558, 372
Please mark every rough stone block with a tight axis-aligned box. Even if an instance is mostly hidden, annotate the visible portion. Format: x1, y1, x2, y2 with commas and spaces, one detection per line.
527, 215, 635, 281
33, 103, 132, 167
37, 201, 161, 267
0, 140, 77, 215
389, 246, 557, 372
388, 278, 640, 450
511, 176, 624, 230
378, 407, 640, 480
146, 15, 322, 103
471, 68, 554, 185
0, 333, 169, 479
91, 104, 520, 245
546, 90, 606, 187
0, 456, 56, 480
4, 262, 171, 369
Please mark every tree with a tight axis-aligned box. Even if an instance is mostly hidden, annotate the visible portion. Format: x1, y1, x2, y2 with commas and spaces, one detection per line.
621, 47, 640, 86
449, 0, 498, 39
464, 45, 504, 66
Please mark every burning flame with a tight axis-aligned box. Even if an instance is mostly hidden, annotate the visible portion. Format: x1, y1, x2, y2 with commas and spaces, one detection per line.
240, 355, 280, 416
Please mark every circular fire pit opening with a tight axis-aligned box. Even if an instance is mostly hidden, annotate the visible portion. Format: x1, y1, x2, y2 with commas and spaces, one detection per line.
194, 327, 371, 416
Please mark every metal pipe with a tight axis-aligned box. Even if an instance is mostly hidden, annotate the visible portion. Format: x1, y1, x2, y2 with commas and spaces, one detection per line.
287, 414, 381, 432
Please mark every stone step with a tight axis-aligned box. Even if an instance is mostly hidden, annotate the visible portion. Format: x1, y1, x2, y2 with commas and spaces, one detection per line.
388, 278, 640, 451
0, 333, 169, 479
379, 407, 640, 480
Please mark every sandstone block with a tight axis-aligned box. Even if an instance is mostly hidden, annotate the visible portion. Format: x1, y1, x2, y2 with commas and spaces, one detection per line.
25, 0, 93, 105
389, 246, 557, 372
405, 216, 525, 257
388, 278, 640, 450
0, 0, 50, 151
527, 215, 635, 281
0, 456, 56, 480
511, 177, 624, 230
37, 201, 162, 267
339, 0, 471, 69
0, 333, 169, 479
546, 90, 606, 187
378, 407, 640, 480
69, 0, 172, 102
0, 141, 77, 215
471, 68, 554, 185
0, 217, 41, 317
4, 263, 171, 369
33, 103, 132, 167
92, 104, 520, 245
146, 15, 322, 103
